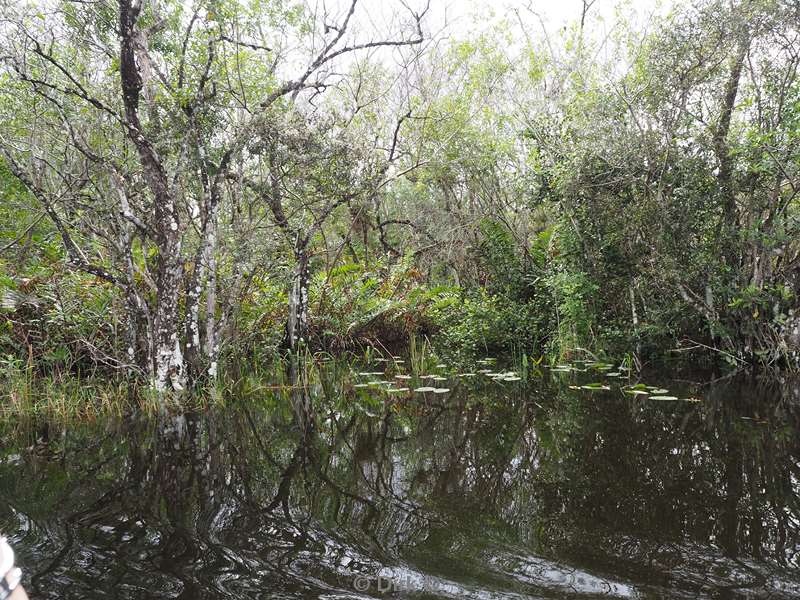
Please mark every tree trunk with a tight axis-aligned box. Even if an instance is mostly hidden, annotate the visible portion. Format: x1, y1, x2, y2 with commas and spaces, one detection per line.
153, 235, 185, 392
714, 33, 749, 235
204, 217, 219, 377
185, 260, 205, 373
184, 209, 219, 378
120, 0, 186, 393
286, 248, 310, 351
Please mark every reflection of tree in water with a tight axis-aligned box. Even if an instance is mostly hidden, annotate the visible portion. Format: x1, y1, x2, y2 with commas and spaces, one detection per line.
0, 374, 799, 598
526, 376, 800, 597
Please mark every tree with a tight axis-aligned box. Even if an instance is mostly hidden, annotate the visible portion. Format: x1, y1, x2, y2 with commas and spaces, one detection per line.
0, 0, 428, 391
532, 0, 800, 363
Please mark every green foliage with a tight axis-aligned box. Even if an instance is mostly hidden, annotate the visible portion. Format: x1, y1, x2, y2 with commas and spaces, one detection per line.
0, 271, 121, 375
2, 0, 800, 385
545, 269, 597, 358
310, 255, 448, 351
475, 220, 528, 297
429, 289, 548, 362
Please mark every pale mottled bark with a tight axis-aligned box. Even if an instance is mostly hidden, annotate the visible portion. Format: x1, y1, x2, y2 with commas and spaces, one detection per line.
120, 0, 185, 392
204, 214, 220, 377
153, 241, 186, 391
287, 250, 310, 350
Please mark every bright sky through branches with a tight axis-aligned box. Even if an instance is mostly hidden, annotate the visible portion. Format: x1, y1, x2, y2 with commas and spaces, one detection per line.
346, 0, 676, 41
316, 0, 678, 76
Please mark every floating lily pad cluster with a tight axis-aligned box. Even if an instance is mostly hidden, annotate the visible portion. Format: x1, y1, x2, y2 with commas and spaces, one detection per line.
349, 356, 530, 397
548, 360, 629, 374
549, 361, 700, 402
351, 362, 451, 394
622, 383, 699, 401
477, 369, 521, 382
570, 382, 611, 391
349, 356, 700, 404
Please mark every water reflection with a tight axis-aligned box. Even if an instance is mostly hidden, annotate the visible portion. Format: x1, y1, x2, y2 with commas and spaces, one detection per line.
0, 371, 799, 599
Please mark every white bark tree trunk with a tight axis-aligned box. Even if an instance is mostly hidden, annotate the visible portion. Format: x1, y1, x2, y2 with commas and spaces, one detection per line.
153, 234, 185, 392
204, 219, 219, 378
287, 250, 310, 351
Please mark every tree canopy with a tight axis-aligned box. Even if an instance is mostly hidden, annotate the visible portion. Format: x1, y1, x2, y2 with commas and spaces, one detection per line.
1, 0, 799, 390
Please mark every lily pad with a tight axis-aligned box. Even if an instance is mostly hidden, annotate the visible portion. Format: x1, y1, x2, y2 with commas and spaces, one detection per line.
588, 362, 614, 370
626, 383, 648, 391
582, 383, 611, 391
414, 386, 436, 392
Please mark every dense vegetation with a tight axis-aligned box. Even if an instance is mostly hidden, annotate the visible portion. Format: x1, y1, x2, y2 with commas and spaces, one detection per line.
1, 0, 800, 394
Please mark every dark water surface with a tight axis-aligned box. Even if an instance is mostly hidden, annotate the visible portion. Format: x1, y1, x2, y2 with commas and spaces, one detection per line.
1, 367, 799, 599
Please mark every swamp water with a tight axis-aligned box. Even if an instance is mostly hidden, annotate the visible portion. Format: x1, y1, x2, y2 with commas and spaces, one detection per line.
0, 363, 799, 599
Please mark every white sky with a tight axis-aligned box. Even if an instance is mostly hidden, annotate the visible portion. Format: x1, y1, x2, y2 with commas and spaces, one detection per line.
317, 0, 681, 73
351, 0, 678, 40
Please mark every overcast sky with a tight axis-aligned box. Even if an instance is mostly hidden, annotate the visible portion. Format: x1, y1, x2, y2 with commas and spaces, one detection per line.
303, 0, 680, 83
349, 0, 678, 39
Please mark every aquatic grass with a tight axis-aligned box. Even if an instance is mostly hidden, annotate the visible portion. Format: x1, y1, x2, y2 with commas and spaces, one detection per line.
0, 374, 139, 422
408, 334, 445, 375
507, 344, 547, 381
0, 346, 673, 424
